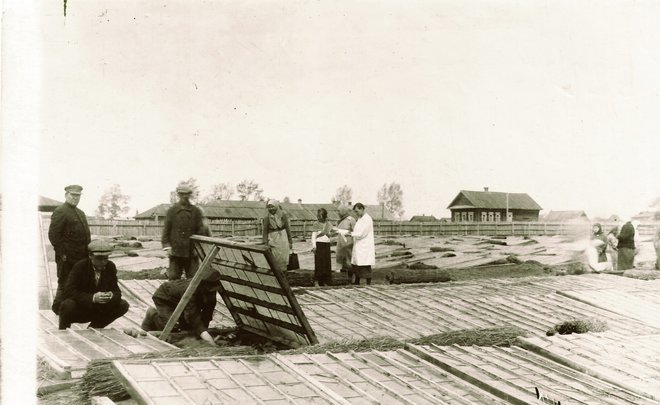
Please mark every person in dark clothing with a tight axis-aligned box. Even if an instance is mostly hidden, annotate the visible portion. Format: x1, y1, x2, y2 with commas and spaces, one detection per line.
140, 270, 221, 343
311, 208, 333, 286
162, 185, 205, 280
49, 184, 92, 314
58, 240, 129, 329
617, 220, 636, 270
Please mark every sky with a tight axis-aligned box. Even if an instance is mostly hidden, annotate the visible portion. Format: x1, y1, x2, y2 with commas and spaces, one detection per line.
33, 0, 660, 220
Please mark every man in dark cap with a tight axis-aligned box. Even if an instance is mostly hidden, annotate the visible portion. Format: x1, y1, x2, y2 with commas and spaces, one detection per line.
162, 185, 205, 280
49, 184, 91, 314
57, 240, 129, 330
140, 270, 221, 343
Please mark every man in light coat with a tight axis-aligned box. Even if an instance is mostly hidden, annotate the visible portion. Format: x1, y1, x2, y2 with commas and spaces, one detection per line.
348, 202, 375, 285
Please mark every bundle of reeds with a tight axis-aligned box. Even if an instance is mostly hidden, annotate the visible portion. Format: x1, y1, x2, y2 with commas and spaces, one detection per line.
411, 326, 527, 347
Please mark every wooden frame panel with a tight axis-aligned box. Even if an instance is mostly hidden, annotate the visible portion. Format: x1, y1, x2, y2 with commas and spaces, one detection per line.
159, 235, 317, 347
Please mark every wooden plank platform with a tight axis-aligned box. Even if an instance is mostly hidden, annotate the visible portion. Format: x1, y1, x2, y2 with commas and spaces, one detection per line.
407, 343, 656, 404
558, 288, 660, 328
520, 332, 660, 401
38, 327, 176, 379
112, 350, 509, 404
290, 278, 660, 341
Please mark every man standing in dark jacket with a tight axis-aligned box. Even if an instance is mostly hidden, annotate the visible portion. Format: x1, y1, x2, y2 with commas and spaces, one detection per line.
162, 185, 205, 280
140, 271, 221, 343
58, 240, 129, 329
617, 220, 636, 270
49, 184, 91, 314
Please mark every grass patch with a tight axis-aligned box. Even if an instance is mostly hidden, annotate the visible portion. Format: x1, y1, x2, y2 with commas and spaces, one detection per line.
546, 318, 608, 336
282, 326, 527, 355
411, 326, 527, 347
117, 267, 167, 280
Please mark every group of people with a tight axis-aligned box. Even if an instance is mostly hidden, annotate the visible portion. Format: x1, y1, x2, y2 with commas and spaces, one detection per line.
589, 219, 654, 272
49, 184, 218, 342
48, 182, 660, 335
262, 199, 376, 286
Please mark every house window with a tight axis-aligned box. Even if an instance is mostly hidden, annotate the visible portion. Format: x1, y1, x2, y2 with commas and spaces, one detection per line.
507, 212, 513, 222
481, 212, 487, 222
468, 212, 474, 222
461, 212, 467, 222
488, 212, 494, 222
495, 212, 501, 222
454, 212, 461, 222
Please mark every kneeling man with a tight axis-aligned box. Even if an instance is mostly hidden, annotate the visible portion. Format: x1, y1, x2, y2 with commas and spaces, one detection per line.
58, 240, 129, 330
141, 270, 221, 343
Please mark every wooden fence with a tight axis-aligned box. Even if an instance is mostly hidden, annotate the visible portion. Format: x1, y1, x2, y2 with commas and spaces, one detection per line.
86, 219, 659, 239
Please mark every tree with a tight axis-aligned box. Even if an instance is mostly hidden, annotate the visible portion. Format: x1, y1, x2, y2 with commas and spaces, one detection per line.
236, 179, 264, 201
332, 185, 353, 206
170, 178, 201, 203
283, 196, 291, 203
96, 184, 130, 219
377, 182, 405, 219
202, 183, 234, 203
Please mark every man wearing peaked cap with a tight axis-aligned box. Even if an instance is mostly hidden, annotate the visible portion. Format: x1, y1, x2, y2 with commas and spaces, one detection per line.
162, 183, 205, 280
175, 185, 193, 194
57, 240, 129, 329
64, 184, 83, 194
49, 184, 91, 314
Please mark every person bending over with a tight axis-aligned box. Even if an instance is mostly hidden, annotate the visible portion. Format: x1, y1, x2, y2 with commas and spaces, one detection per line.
141, 270, 221, 343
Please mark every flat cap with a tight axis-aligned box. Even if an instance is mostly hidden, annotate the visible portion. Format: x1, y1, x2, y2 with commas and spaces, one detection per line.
88, 240, 113, 256
64, 184, 83, 193
176, 185, 193, 194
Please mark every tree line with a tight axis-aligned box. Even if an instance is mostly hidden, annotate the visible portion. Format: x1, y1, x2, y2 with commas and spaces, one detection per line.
95, 179, 406, 220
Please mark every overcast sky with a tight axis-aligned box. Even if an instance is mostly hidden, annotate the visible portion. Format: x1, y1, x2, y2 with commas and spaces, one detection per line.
35, 0, 660, 220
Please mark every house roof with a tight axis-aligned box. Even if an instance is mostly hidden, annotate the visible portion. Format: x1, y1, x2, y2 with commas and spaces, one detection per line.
542, 210, 589, 222
0, 195, 62, 211
39, 196, 62, 207
409, 215, 438, 222
135, 201, 396, 221
447, 190, 542, 210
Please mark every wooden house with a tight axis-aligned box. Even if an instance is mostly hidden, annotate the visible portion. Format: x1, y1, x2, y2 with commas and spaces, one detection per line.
447, 188, 542, 223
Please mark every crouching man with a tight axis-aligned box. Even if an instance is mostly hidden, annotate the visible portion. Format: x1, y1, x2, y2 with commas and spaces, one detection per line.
57, 240, 130, 330
141, 270, 221, 343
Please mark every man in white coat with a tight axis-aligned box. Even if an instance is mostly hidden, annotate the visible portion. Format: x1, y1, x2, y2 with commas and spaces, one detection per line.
348, 202, 375, 285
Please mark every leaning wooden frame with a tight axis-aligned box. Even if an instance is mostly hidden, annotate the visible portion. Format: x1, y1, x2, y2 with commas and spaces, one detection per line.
158, 235, 318, 348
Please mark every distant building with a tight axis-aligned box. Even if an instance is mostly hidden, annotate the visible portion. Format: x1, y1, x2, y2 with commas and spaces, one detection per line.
446, 188, 542, 222
39, 196, 63, 212
631, 211, 659, 222
542, 210, 590, 223
135, 200, 396, 223
409, 215, 438, 222
0, 194, 62, 212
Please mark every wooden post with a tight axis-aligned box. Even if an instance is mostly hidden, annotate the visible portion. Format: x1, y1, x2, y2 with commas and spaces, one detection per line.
159, 245, 220, 341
